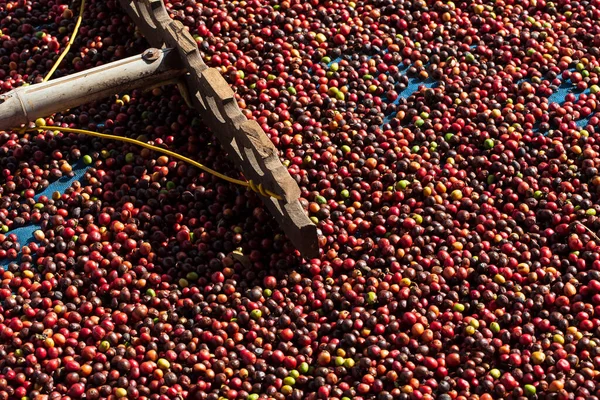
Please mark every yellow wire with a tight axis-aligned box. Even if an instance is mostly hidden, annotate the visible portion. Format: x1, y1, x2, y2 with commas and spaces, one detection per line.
20, 125, 282, 200
42, 0, 86, 82
32, 0, 281, 200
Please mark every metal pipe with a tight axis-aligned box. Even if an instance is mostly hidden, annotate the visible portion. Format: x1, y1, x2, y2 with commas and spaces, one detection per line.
0, 48, 185, 131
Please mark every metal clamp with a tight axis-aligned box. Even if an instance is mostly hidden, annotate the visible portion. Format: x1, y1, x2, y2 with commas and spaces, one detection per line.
0, 48, 185, 133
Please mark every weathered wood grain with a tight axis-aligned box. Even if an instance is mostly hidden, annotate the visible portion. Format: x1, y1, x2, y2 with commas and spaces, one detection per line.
118, 0, 319, 258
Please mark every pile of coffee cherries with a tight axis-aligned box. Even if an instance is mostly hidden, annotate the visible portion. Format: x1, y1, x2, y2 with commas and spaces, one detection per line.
0, 0, 598, 399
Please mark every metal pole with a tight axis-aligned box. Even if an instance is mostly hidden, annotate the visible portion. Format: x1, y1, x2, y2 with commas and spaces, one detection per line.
120, 0, 320, 258
0, 48, 184, 131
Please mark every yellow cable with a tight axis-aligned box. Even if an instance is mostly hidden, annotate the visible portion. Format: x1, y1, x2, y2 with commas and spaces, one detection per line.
21, 125, 282, 200
33, 0, 281, 200
43, 0, 86, 82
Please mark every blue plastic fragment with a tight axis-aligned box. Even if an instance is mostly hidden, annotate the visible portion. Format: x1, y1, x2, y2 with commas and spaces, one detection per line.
327, 57, 343, 67
0, 160, 90, 269
576, 116, 593, 128
547, 69, 579, 104
34, 160, 89, 201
